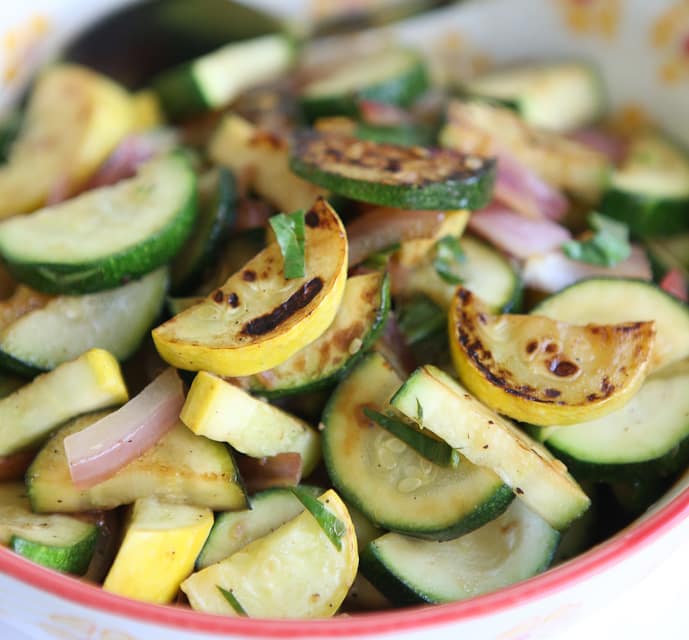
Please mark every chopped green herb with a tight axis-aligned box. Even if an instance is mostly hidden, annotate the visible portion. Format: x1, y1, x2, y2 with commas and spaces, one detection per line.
269, 209, 306, 279
416, 398, 424, 423
361, 243, 401, 270
291, 487, 345, 550
397, 295, 445, 345
562, 212, 631, 267
217, 585, 248, 616
364, 407, 460, 467
433, 235, 466, 284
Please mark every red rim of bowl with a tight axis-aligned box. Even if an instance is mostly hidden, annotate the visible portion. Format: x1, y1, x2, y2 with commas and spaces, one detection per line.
2, 481, 689, 637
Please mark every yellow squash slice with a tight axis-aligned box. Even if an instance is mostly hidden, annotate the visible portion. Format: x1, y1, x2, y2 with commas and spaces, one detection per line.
181, 489, 357, 618
103, 497, 213, 604
449, 287, 655, 426
0, 65, 135, 218
153, 198, 348, 376
209, 113, 326, 213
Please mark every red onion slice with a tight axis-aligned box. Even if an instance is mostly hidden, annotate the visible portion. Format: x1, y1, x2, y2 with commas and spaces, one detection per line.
347, 207, 445, 266
568, 127, 628, 165
660, 268, 689, 302
494, 151, 569, 221
236, 452, 303, 494
523, 244, 652, 294
468, 205, 572, 260
64, 368, 184, 488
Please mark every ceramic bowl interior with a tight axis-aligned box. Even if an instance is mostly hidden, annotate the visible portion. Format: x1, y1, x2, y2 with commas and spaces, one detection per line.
1, 0, 689, 637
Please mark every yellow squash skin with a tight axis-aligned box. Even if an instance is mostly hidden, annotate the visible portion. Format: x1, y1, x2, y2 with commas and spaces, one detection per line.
0, 65, 136, 218
449, 287, 655, 426
152, 198, 348, 376
103, 497, 213, 604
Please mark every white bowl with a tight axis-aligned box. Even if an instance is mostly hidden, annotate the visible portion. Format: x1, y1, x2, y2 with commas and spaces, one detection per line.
1, 1, 689, 638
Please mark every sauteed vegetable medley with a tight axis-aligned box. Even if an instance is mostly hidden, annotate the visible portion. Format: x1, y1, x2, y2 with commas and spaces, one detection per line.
1, 15, 689, 619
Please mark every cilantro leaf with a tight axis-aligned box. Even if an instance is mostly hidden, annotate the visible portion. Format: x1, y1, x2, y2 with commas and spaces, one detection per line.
562, 212, 631, 267
269, 209, 306, 279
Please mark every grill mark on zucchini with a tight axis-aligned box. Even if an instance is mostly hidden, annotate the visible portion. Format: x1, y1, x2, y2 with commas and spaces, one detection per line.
293, 131, 492, 187
241, 277, 324, 336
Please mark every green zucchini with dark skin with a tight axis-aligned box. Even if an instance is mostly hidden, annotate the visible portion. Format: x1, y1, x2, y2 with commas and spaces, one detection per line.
0, 154, 197, 294
600, 133, 689, 237
322, 351, 514, 541
1, 483, 99, 575
360, 499, 559, 606
289, 130, 496, 210
170, 167, 236, 295
299, 49, 429, 122
27, 414, 248, 513
532, 362, 689, 482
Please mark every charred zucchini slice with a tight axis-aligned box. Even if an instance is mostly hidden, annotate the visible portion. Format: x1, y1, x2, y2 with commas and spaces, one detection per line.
289, 130, 495, 210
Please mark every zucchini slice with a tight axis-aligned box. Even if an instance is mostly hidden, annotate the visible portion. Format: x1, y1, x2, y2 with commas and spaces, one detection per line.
209, 114, 326, 214
0, 64, 135, 218
462, 62, 604, 132
181, 372, 321, 477
361, 499, 558, 605
170, 168, 235, 295
196, 486, 321, 569
152, 34, 294, 120
235, 272, 390, 397
103, 497, 213, 604
181, 489, 358, 619
322, 352, 514, 540
441, 100, 610, 202
391, 365, 591, 530
299, 49, 429, 121
448, 287, 654, 426
533, 362, 689, 482
0, 349, 127, 456
0, 483, 98, 575
153, 198, 348, 377
600, 133, 689, 236
27, 415, 247, 513
0, 268, 168, 375
289, 130, 496, 210
395, 234, 521, 312
533, 278, 689, 373
0, 154, 196, 294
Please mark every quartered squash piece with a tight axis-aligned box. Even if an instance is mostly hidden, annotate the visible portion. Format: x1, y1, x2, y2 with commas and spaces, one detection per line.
181, 489, 358, 618
448, 287, 654, 426
0, 65, 135, 218
153, 198, 348, 376
441, 100, 610, 202
181, 371, 321, 476
103, 497, 213, 604
209, 114, 326, 213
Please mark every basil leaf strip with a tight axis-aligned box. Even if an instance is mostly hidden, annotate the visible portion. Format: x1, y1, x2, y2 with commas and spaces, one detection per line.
291, 487, 345, 551
269, 209, 306, 279
217, 585, 248, 616
433, 235, 466, 284
563, 212, 631, 267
